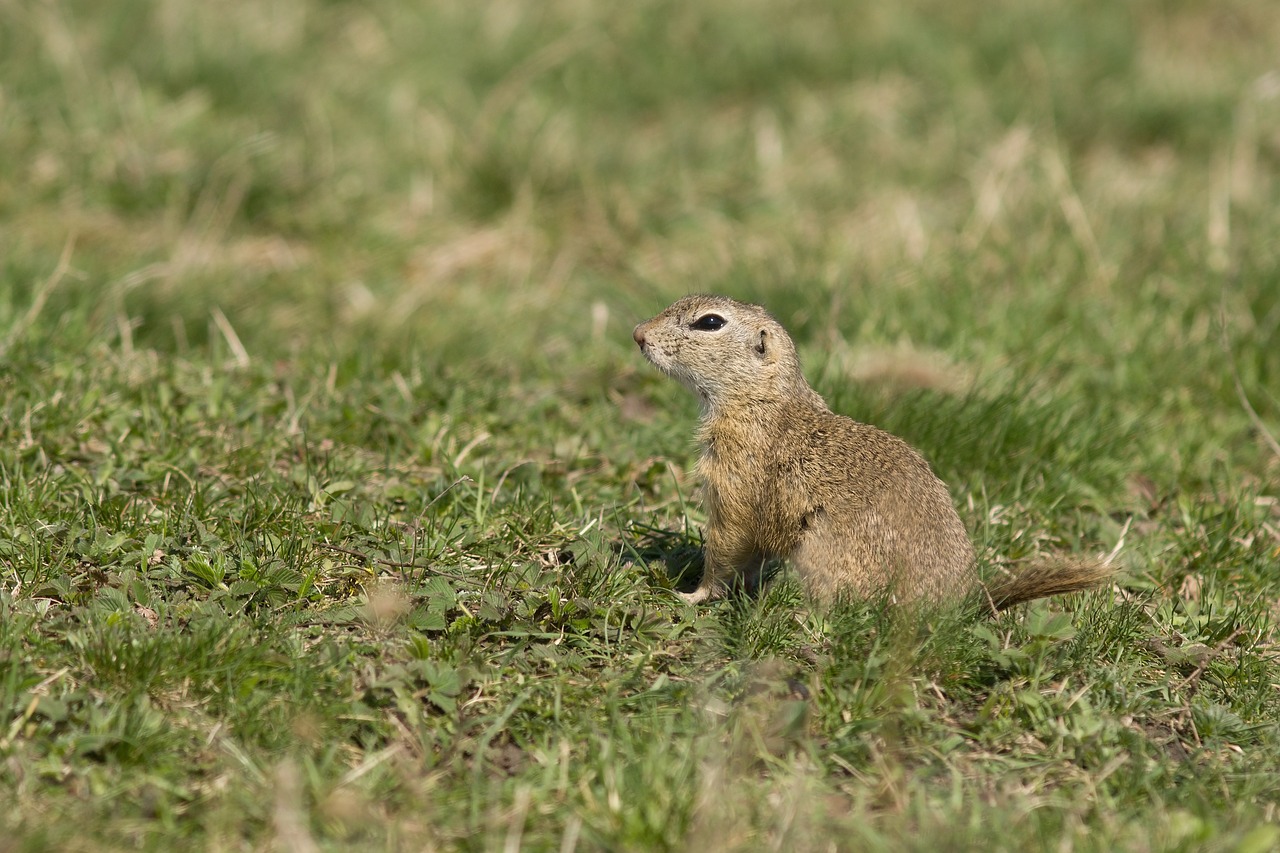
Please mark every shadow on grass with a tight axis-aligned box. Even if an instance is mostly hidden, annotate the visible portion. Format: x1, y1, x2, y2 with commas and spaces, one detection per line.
615, 522, 789, 601
616, 522, 705, 594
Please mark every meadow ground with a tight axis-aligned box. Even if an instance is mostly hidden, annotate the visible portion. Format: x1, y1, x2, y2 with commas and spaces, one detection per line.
2, 0, 1280, 849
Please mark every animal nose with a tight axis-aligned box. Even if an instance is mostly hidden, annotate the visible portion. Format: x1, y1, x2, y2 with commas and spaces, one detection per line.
633, 326, 646, 347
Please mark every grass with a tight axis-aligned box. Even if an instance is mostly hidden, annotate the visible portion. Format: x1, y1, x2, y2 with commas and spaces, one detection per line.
2, 0, 1280, 849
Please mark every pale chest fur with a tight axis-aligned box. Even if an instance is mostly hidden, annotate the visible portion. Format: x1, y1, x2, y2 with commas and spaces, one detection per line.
695, 415, 808, 555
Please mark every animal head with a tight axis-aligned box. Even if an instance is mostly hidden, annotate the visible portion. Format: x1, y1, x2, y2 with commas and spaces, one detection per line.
632, 295, 808, 414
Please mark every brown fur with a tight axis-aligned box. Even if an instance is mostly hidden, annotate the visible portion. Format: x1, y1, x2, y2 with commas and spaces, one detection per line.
633, 294, 1111, 609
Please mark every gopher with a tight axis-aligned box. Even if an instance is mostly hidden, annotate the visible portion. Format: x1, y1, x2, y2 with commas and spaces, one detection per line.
633, 294, 1110, 609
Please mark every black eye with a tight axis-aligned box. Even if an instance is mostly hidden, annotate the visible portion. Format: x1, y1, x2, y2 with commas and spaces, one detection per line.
690, 314, 727, 331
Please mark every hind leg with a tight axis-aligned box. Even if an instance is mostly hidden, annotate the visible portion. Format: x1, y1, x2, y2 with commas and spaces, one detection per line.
789, 517, 886, 603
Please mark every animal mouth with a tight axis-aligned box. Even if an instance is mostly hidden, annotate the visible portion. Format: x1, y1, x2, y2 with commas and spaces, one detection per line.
637, 343, 664, 370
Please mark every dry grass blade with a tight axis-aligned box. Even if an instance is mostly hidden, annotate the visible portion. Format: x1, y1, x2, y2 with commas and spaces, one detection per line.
1, 233, 76, 358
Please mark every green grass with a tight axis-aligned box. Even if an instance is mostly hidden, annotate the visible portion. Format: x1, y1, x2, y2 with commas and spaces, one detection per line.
3, 0, 1280, 849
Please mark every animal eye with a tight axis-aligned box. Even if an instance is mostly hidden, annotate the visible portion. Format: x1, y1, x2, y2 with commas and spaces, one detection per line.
689, 314, 727, 331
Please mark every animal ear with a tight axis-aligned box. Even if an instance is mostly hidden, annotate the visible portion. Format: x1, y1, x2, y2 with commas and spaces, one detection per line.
755, 328, 768, 356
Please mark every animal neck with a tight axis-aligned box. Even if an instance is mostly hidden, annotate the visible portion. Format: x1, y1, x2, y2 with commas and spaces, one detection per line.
698, 378, 826, 436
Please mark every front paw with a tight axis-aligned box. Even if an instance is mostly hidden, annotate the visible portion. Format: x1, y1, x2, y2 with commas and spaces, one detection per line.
677, 584, 722, 605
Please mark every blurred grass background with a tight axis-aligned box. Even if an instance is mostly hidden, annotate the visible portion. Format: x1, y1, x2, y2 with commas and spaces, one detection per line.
5, 0, 1277, 375
2, 0, 1280, 849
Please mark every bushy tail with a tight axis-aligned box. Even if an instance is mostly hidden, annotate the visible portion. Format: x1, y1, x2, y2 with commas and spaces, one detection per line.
983, 557, 1115, 610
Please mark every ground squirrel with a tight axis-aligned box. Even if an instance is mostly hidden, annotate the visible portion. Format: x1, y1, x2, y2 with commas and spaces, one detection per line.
633, 294, 1112, 609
